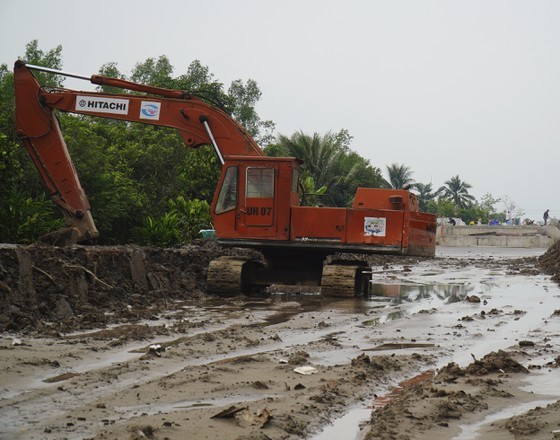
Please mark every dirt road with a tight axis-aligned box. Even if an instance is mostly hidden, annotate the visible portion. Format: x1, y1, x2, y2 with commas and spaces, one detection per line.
1, 244, 560, 439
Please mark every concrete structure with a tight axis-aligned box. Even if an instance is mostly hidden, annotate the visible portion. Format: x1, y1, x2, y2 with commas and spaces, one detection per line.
437, 224, 559, 248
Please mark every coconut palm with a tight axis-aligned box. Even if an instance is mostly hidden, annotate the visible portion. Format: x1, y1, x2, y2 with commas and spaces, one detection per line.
275, 131, 346, 188
438, 175, 475, 209
414, 182, 439, 212
274, 131, 361, 202
385, 163, 416, 189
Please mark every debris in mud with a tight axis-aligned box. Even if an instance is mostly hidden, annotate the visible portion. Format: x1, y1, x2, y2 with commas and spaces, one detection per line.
211, 405, 247, 419
129, 425, 157, 439
294, 366, 318, 375
43, 371, 81, 383
239, 407, 273, 428
288, 350, 310, 365
363, 342, 435, 351
235, 432, 272, 440
519, 340, 535, 347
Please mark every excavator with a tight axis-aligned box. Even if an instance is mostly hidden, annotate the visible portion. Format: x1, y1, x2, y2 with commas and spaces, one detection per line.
13, 60, 437, 297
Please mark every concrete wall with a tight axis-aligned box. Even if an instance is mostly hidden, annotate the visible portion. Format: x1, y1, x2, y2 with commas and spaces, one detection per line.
437, 225, 558, 248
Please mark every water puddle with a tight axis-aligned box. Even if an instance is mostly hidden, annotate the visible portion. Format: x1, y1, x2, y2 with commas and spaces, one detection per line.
369, 282, 474, 303
310, 406, 372, 440
453, 399, 558, 439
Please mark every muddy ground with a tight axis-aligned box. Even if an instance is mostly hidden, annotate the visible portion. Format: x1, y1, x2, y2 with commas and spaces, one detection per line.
0, 241, 560, 439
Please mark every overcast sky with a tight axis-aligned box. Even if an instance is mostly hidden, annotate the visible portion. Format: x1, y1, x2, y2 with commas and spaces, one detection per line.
1, 0, 559, 221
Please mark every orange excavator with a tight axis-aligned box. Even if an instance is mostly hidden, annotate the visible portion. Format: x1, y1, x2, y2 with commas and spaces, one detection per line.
13, 60, 437, 297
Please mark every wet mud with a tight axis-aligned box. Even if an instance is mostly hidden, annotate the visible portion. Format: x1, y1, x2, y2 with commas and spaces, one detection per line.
0, 241, 559, 439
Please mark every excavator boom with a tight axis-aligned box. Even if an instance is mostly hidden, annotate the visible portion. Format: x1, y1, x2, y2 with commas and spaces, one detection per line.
13, 60, 263, 244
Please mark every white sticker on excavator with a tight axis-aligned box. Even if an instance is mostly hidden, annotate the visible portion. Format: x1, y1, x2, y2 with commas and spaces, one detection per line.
139, 101, 161, 120
364, 217, 386, 237
75, 96, 129, 115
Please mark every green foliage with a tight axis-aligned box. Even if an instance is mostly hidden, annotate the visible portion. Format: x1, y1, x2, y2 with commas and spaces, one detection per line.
267, 130, 384, 206
19, 40, 63, 87
168, 196, 212, 242
0, 41, 68, 244
299, 176, 330, 206
228, 79, 276, 145
428, 198, 456, 218
130, 56, 175, 89
134, 211, 182, 247
457, 204, 490, 225
133, 197, 212, 247
0, 190, 63, 243
96, 62, 126, 94
385, 163, 416, 189
438, 175, 476, 210
414, 182, 439, 212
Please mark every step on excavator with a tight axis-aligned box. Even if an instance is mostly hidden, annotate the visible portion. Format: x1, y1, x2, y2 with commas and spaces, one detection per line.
13, 61, 437, 297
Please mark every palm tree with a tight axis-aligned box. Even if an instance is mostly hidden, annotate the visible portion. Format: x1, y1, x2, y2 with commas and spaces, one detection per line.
438, 175, 475, 209
275, 131, 358, 194
385, 163, 416, 189
414, 182, 439, 212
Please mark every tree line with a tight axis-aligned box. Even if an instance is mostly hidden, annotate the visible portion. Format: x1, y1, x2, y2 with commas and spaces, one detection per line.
0, 41, 511, 245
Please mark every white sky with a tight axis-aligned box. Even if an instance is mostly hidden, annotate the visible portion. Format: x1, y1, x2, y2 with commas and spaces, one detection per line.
1, 0, 559, 221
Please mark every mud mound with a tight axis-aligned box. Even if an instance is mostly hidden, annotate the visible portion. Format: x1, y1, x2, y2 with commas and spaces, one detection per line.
437, 350, 527, 380
0, 240, 257, 333
464, 350, 528, 375
364, 350, 528, 439
539, 240, 560, 283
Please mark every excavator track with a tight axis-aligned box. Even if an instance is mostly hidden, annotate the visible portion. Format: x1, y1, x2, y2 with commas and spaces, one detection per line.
321, 264, 370, 297
206, 256, 263, 295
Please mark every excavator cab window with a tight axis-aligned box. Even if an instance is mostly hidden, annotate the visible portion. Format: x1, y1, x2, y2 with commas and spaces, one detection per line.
246, 167, 274, 198
215, 166, 238, 214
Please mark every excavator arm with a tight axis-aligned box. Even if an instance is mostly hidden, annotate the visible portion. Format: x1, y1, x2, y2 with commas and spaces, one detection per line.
13, 60, 264, 244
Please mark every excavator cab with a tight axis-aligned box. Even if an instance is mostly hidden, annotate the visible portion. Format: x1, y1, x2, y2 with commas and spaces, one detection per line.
212, 157, 301, 241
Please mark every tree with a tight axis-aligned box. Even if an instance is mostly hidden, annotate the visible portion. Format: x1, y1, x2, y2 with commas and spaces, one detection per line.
130, 55, 174, 89
478, 193, 501, 223
268, 130, 383, 206
18, 40, 63, 87
228, 79, 276, 146
0, 41, 65, 242
96, 62, 126, 94
273, 131, 347, 189
385, 163, 416, 189
501, 195, 525, 223
414, 182, 438, 212
438, 175, 475, 210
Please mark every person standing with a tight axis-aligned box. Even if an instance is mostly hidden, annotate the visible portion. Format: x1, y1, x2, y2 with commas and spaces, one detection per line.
543, 209, 550, 225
